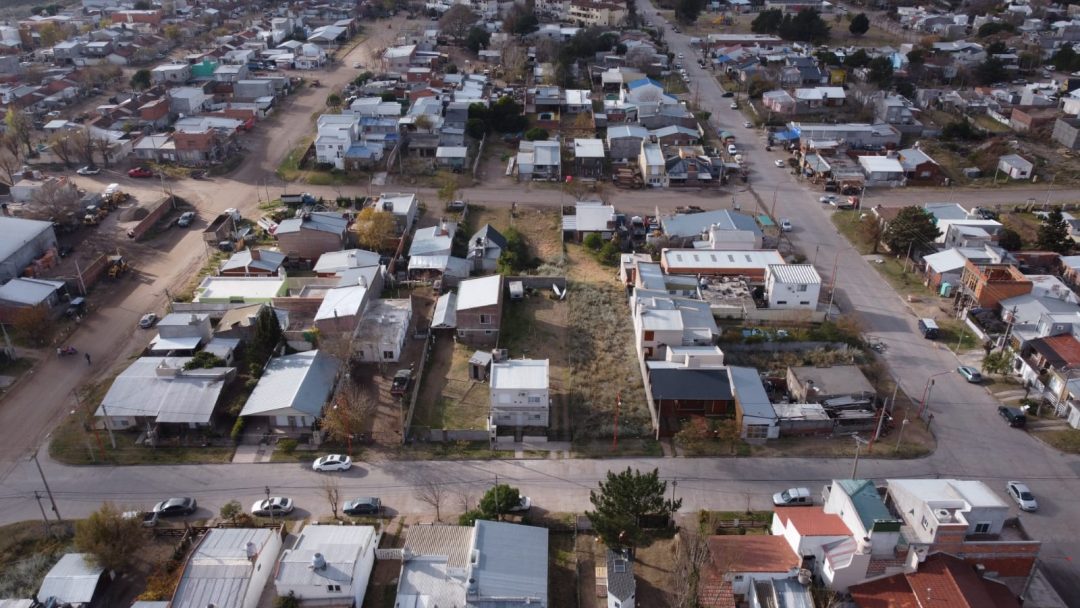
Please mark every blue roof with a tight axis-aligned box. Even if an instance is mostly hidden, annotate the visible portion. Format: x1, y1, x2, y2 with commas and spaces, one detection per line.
772, 130, 799, 141
345, 145, 377, 159
836, 479, 897, 533
661, 209, 762, 239
627, 77, 663, 90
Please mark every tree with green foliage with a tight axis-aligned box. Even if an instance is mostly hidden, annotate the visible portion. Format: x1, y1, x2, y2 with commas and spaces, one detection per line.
974, 57, 1007, 85
1037, 209, 1073, 254
583, 232, 603, 251
465, 117, 487, 139
75, 502, 146, 572
325, 93, 342, 108
751, 9, 783, 34
503, 2, 539, 34
985, 41, 1008, 55
130, 68, 152, 91
675, 0, 706, 24
478, 484, 523, 520
1053, 45, 1080, 72
815, 50, 841, 66
598, 241, 620, 266
777, 9, 831, 43
977, 21, 1014, 37
466, 26, 490, 53
906, 48, 926, 66
941, 120, 981, 141
379, 91, 397, 102
184, 351, 226, 370
220, 500, 243, 523
848, 13, 869, 36
586, 468, 681, 550
895, 80, 916, 99
844, 48, 870, 68
489, 96, 528, 133
998, 228, 1022, 252
497, 226, 532, 274
251, 306, 283, 364
524, 127, 549, 141
982, 350, 1012, 375
882, 206, 941, 255
274, 592, 301, 608
867, 56, 894, 88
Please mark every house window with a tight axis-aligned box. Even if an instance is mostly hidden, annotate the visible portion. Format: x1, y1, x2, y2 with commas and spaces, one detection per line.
776, 300, 787, 305
974, 522, 991, 534
479, 314, 492, 325
528, 396, 542, 404
644, 330, 654, 341
746, 425, 769, 438
920, 515, 929, 530
797, 284, 808, 292
327, 584, 341, 592
383, 351, 395, 359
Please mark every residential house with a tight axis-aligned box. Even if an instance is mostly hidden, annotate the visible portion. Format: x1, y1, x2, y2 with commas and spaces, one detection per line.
897, 147, 944, 183
1053, 117, 1080, 150
607, 125, 649, 160
315, 114, 359, 170
468, 224, 507, 273
600, 550, 636, 608
568, 0, 626, 26
172, 528, 282, 608
274, 524, 379, 608
786, 365, 875, 404
875, 94, 922, 134
382, 44, 417, 73
452, 274, 504, 345
274, 212, 350, 261
1010, 107, 1057, 133
37, 554, 104, 608
923, 246, 1009, 291
374, 192, 420, 234
959, 262, 1033, 308
661, 249, 786, 282
653, 125, 701, 148
639, 140, 666, 187
765, 264, 821, 310
660, 209, 762, 247
631, 290, 718, 360
194, 276, 287, 304
214, 304, 282, 341
644, 346, 731, 436
787, 122, 902, 148
168, 86, 210, 115
353, 299, 412, 363
665, 153, 717, 188
849, 553, 1021, 608
490, 359, 550, 429
408, 221, 467, 283
858, 156, 905, 184
770, 507, 853, 584
314, 282, 373, 334
394, 521, 548, 608
697, 536, 801, 608
435, 146, 468, 171
515, 140, 561, 181
148, 313, 213, 355
762, 90, 797, 114
313, 249, 381, 277
220, 249, 286, 277
239, 350, 340, 432
0, 278, 67, 323
562, 202, 617, 242
997, 154, 1033, 180
1015, 333, 1080, 385
94, 356, 235, 430
816, 479, 905, 591
574, 138, 606, 179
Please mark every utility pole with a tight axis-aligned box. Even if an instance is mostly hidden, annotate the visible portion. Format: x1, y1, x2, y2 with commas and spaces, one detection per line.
895, 418, 909, 452
33, 491, 51, 536
1001, 305, 1018, 352
265, 485, 273, 525
826, 250, 840, 319
850, 435, 868, 479
612, 392, 621, 450
77, 389, 115, 449
31, 450, 61, 522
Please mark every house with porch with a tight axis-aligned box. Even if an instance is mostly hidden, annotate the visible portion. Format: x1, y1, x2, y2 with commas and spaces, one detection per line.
239, 350, 339, 433
94, 357, 236, 431
148, 313, 213, 355
490, 359, 551, 429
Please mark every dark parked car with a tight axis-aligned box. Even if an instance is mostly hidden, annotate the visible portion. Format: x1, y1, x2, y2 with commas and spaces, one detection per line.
152, 497, 197, 516
343, 497, 382, 516
998, 406, 1027, 428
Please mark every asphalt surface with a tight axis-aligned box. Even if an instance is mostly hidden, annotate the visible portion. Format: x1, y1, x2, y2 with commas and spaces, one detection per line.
0, 8, 1079, 603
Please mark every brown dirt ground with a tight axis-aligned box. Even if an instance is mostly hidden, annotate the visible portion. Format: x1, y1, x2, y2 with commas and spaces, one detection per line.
468, 205, 564, 264
576, 534, 678, 608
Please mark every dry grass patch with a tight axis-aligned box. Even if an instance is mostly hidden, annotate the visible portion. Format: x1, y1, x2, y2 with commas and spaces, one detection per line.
468, 205, 564, 265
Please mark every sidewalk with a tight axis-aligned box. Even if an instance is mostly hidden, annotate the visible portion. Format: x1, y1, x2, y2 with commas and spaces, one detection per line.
232, 443, 274, 464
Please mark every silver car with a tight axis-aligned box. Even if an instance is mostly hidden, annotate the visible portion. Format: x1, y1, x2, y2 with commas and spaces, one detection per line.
1006, 481, 1038, 512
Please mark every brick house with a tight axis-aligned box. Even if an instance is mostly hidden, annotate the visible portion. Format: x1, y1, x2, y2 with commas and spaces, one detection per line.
173, 129, 226, 165
454, 274, 503, 345
959, 262, 1032, 308
1009, 107, 1057, 133
274, 212, 350, 262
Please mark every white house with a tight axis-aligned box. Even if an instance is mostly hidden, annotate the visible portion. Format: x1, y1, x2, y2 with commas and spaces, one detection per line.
602, 550, 636, 608
631, 289, 719, 360
490, 359, 550, 428
315, 114, 360, 170
148, 312, 213, 354
354, 299, 412, 362
37, 554, 104, 608
639, 140, 667, 187
765, 264, 821, 310
239, 350, 340, 430
173, 529, 282, 608
998, 154, 1033, 179
274, 524, 379, 607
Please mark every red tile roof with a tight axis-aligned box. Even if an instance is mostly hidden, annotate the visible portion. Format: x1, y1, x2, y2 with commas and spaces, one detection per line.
849, 553, 1021, 608
705, 536, 800, 574
774, 507, 850, 537
1042, 335, 1080, 367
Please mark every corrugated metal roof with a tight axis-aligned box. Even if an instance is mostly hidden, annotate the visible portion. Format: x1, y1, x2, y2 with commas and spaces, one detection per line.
432, 293, 457, 328
729, 366, 774, 421
0, 278, 65, 306
94, 357, 233, 423
0, 216, 53, 268
173, 529, 276, 608
767, 264, 820, 285
37, 554, 103, 604
239, 351, 339, 417
315, 284, 369, 321
404, 524, 473, 567
491, 359, 548, 390
472, 520, 548, 603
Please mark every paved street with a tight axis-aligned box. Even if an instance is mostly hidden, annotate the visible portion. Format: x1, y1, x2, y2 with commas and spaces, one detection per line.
0, 8, 1079, 603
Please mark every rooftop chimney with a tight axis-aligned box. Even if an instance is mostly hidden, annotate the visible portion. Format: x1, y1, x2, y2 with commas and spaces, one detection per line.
250, 249, 261, 261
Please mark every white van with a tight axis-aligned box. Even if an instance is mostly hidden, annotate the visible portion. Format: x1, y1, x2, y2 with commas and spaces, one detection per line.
727, 143, 738, 156
773, 487, 813, 506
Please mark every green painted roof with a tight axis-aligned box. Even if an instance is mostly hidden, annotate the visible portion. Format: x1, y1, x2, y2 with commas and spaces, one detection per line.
837, 479, 898, 532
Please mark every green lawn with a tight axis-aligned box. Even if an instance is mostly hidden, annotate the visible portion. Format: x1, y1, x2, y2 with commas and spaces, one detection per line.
1035, 429, 1080, 454
936, 318, 982, 351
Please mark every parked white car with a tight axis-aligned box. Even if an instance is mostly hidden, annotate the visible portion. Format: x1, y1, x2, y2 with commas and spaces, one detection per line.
1005, 481, 1038, 512
312, 454, 352, 472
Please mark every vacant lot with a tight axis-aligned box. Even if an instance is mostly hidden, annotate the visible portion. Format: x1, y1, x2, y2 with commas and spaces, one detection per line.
412, 339, 491, 433
576, 533, 678, 608
467, 204, 565, 267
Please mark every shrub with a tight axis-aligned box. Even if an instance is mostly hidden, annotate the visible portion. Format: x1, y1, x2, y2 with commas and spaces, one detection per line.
597, 241, 620, 266
230, 417, 245, 442
524, 127, 549, 141
583, 233, 603, 251
278, 438, 298, 454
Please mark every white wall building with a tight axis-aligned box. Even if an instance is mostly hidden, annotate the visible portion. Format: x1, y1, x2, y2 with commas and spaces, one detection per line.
274, 524, 379, 607
490, 359, 550, 428
765, 264, 821, 310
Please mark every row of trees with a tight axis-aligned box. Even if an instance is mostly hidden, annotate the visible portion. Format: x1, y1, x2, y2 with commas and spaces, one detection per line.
751, 9, 832, 44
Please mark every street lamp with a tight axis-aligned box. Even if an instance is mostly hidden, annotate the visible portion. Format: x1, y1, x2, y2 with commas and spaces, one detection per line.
917, 370, 953, 419
850, 434, 869, 479
894, 418, 910, 452
265, 485, 273, 525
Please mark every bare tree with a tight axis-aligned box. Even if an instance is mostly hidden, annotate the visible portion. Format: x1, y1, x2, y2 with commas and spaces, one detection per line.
455, 484, 479, 514
30, 180, 82, 221
91, 136, 114, 168
322, 378, 376, 449
439, 5, 479, 42
48, 133, 79, 168
413, 473, 448, 521
0, 147, 20, 188
322, 476, 342, 519
672, 512, 719, 608
69, 129, 95, 165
